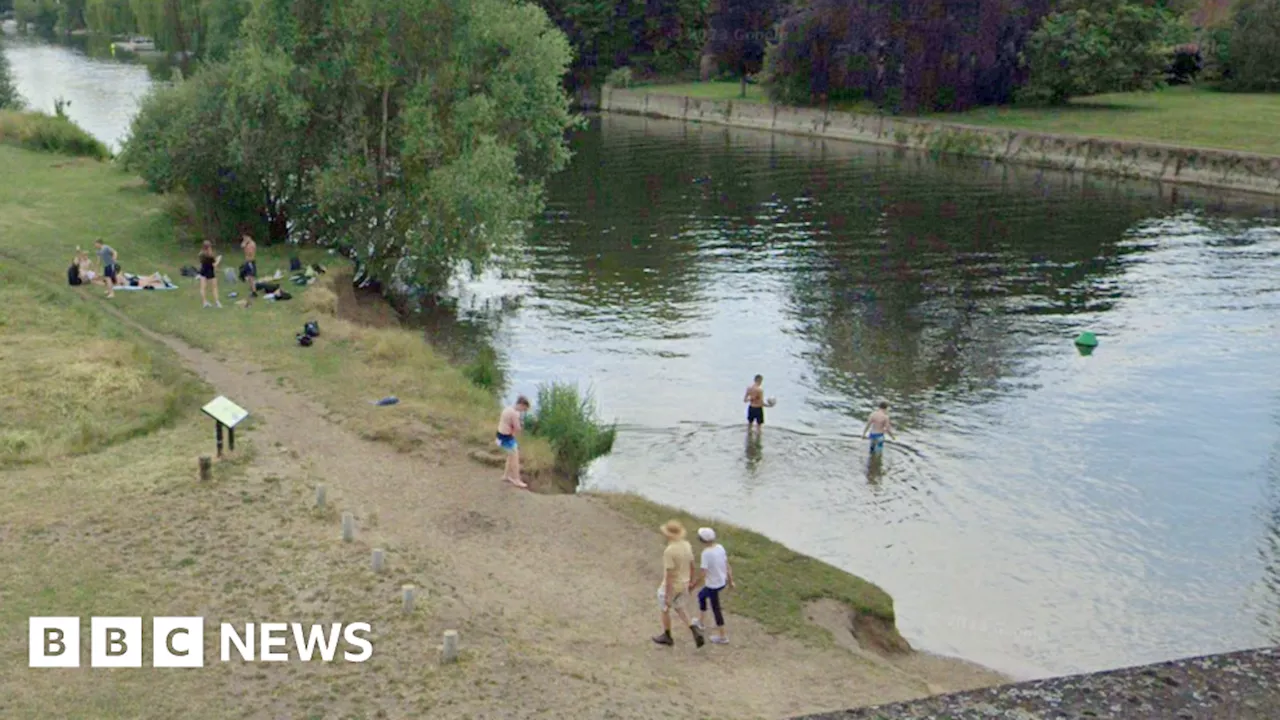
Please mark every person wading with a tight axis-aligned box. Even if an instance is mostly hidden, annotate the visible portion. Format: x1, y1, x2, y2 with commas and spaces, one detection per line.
653, 520, 705, 648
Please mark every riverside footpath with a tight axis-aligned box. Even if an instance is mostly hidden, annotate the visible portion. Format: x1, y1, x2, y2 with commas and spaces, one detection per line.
793, 646, 1280, 720
599, 87, 1280, 198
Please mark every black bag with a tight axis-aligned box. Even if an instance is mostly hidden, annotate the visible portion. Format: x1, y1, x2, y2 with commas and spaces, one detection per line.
274, 291, 292, 301
304, 321, 320, 338
68, 264, 82, 286
180, 265, 198, 277
257, 281, 280, 294
289, 256, 302, 272
296, 333, 313, 347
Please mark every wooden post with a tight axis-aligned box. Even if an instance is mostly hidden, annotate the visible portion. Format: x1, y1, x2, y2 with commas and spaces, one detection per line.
198, 456, 212, 482
371, 548, 385, 573
315, 484, 326, 508
228, 427, 235, 453
215, 421, 224, 457
441, 630, 459, 664
402, 585, 415, 614
341, 512, 354, 542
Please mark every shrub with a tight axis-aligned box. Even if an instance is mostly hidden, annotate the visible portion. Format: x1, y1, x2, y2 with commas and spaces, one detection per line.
1167, 43, 1203, 84
605, 66, 635, 88
763, 0, 1052, 112
0, 40, 21, 111
1219, 0, 1280, 91
0, 110, 111, 160
463, 345, 506, 394
525, 382, 616, 476
1019, 2, 1176, 105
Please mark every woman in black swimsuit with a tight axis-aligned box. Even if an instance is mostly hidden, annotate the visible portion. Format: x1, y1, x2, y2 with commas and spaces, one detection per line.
198, 241, 223, 308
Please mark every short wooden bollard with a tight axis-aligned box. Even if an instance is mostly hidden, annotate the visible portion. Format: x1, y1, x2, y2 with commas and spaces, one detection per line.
402, 585, 415, 614
441, 630, 459, 664
371, 548, 385, 573
341, 512, 354, 542
315, 484, 326, 508
198, 456, 212, 482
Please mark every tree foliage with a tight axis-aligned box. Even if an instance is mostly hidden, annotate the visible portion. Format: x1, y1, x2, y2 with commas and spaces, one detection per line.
763, 0, 1052, 111
1019, 0, 1176, 104
705, 0, 783, 96
0, 39, 22, 110
1219, 0, 1280, 91
537, 0, 707, 85
121, 0, 578, 296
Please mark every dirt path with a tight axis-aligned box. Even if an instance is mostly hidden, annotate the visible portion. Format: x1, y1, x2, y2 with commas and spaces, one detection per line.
114, 310, 1007, 719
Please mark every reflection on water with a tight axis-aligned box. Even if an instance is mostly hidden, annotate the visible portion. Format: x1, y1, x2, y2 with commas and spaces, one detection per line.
453, 114, 1280, 678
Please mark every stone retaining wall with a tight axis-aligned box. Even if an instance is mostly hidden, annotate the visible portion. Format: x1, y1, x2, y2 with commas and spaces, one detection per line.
792, 646, 1280, 720
601, 87, 1280, 197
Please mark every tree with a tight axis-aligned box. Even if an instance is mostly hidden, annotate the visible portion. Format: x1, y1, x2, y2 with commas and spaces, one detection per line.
0, 39, 22, 110
763, 0, 1052, 111
1020, 0, 1176, 104
706, 0, 782, 97
122, 0, 578, 297
536, 0, 708, 86
1220, 0, 1280, 91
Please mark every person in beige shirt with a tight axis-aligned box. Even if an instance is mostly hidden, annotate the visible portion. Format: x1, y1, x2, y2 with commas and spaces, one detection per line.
652, 520, 705, 648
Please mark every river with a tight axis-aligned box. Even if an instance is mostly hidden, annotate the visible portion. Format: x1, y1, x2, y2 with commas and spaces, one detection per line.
7, 36, 1279, 681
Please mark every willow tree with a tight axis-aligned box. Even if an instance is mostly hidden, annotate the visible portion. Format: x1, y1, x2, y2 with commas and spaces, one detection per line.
123, 0, 577, 296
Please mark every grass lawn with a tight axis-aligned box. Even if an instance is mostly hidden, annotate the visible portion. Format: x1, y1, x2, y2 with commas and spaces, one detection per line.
637, 81, 1280, 156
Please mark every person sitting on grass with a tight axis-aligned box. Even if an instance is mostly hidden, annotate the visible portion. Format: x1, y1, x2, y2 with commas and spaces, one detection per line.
122, 272, 173, 289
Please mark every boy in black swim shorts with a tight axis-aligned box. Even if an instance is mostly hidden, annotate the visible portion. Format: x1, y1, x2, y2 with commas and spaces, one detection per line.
744, 374, 765, 430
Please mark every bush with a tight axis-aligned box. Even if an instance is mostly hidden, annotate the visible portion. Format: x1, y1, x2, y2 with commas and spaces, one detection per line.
525, 382, 616, 476
0, 40, 21, 111
1019, 2, 1175, 105
1167, 43, 1203, 84
763, 0, 1052, 112
463, 346, 506, 394
1219, 0, 1280, 91
0, 110, 110, 160
605, 66, 634, 88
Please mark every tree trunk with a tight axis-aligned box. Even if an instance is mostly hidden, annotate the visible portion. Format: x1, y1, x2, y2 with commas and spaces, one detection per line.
379, 83, 390, 189
165, 0, 191, 76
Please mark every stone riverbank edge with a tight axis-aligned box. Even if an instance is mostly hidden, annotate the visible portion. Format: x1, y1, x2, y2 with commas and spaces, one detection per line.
598, 87, 1280, 198
791, 646, 1280, 720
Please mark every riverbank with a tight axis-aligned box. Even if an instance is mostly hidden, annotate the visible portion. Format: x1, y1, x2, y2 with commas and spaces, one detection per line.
0, 146, 1010, 716
603, 86, 1280, 197
793, 646, 1280, 719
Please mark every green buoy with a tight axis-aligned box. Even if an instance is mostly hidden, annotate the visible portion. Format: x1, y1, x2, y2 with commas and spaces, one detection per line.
1074, 331, 1098, 347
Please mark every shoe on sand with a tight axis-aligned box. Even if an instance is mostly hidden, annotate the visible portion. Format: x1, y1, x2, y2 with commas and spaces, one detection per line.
691, 625, 705, 648
652, 633, 673, 646
710, 636, 729, 645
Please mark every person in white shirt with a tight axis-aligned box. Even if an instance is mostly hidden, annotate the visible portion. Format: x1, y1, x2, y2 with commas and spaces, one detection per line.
692, 527, 735, 644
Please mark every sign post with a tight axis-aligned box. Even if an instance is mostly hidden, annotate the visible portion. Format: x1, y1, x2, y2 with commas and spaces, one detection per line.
201, 396, 249, 458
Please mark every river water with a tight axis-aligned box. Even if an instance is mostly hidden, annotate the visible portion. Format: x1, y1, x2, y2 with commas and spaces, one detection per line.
7, 37, 1279, 681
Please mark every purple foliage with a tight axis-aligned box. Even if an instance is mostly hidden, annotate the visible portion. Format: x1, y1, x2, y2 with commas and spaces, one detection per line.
706, 0, 786, 78
766, 0, 1053, 111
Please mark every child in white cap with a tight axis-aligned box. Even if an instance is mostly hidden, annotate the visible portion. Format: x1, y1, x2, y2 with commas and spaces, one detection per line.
693, 527, 734, 644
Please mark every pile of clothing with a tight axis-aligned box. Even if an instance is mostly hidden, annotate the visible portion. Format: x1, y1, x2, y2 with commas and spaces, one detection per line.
289, 257, 327, 286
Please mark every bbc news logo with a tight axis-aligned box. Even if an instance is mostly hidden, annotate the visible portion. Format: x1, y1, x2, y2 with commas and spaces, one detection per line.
29, 617, 373, 668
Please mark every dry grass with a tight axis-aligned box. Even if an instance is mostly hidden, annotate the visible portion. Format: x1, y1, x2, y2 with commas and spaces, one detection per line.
0, 269, 201, 466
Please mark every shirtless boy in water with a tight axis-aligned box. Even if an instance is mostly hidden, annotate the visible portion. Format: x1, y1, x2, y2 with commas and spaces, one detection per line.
862, 401, 896, 455
744, 375, 766, 430
496, 396, 531, 488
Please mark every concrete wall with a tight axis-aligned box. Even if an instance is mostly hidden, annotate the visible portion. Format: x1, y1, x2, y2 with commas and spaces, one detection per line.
602, 87, 1280, 197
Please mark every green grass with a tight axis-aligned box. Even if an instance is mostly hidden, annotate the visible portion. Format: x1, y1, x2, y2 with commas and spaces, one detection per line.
0, 109, 111, 159
598, 493, 901, 647
525, 382, 617, 476
0, 144, 556, 475
0, 266, 203, 466
948, 85, 1280, 156
640, 82, 1280, 156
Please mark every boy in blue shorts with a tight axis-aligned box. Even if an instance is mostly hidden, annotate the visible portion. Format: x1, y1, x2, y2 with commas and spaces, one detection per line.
496, 396, 531, 488
862, 401, 896, 455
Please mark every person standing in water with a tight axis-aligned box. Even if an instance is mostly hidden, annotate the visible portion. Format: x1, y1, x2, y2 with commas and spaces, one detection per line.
744, 374, 766, 430
496, 396, 531, 488
198, 241, 222, 308
240, 234, 258, 306
862, 401, 896, 455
